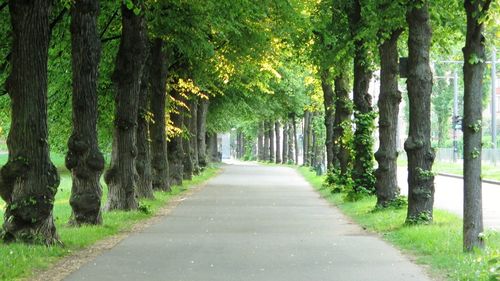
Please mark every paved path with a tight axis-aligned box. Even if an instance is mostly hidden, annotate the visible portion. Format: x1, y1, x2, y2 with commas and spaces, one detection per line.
398, 170, 500, 230
66, 162, 433, 281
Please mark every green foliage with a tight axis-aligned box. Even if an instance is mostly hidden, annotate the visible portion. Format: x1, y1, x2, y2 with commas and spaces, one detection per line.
352, 111, 377, 195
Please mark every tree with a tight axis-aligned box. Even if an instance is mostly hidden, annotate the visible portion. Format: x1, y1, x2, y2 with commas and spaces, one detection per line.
0, 0, 60, 244
462, 0, 493, 251
348, 0, 376, 195
148, 39, 170, 192
167, 77, 185, 186
66, 0, 106, 224
275, 122, 281, 163
104, 2, 147, 211
404, 1, 435, 224
321, 70, 335, 169
136, 53, 154, 199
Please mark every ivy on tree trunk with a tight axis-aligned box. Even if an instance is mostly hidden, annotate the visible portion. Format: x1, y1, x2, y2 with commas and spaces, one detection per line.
462, 0, 492, 251
375, 30, 402, 207
404, 1, 435, 224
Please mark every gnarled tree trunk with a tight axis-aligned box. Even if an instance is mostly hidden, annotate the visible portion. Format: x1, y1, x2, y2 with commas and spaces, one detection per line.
149, 39, 170, 192
136, 52, 154, 199
404, 2, 435, 224
333, 74, 352, 177
104, 2, 147, 211
0, 0, 60, 244
462, 0, 491, 251
66, 0, 105, 225
321, 70, 335, 170
375, 30, 402, 207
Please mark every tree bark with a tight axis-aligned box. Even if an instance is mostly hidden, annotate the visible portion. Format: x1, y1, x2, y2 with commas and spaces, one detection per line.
197, 99, 209, 168
404, 2, 435, 223
275, 122, 281, 163
104, 2, 147, 211
257, 122, 264, 161
263, 121, 270, 161
207, 132, 219, 162
136, 52, 154, 199
282, 122, 289, 164
292, 115, 299, 164
0, 0, 60, 244
462, 0, 491, 251
149, 39, 170, 192
183, 103, 194, 181
349, 0, 375, 194
333, 74, 353, 177
375, 30, 402, 207
65, 0, 105, 225
189, 98, 200, 174
303, 111, 310, 166
268, 121, 275, 163
167, 82, 184, 186
321, 70, 335, 170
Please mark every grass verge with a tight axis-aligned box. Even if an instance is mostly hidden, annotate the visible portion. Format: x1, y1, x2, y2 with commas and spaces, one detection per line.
296, 165, 500, 281
0, 159, 220, 281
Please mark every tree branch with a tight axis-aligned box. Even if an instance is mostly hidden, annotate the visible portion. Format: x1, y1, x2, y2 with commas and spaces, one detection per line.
0, 1, 7, 12
100, 8, 119, 39
101, 34, 121, 43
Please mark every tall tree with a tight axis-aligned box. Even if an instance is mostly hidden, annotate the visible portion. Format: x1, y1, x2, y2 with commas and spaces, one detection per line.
149, 39, 170, 192
268, 121, 275, 163
462, 0, 492, 251
104, 2, 147, 211
136, 53, 154, 199
0, 0, 60, 244
321, 70, 335, 169
404, 1, 435, 224
167, 79, 185, 186
275, 122, 281, 163
333, 74, 353, 177
197, 99, 209, 168
189, 99, 200, 174
66, 0, 106, 224
375, 30, 402, 207
349, 0, 376, 194
282, 122, 289, 163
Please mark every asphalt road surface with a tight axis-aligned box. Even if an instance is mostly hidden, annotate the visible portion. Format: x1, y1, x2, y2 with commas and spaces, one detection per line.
66, 162, 433, 281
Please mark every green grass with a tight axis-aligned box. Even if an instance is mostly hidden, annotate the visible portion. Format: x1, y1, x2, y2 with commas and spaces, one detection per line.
297, 165, 500, 281
398, 158, 500, 181
0, 154, 220, 281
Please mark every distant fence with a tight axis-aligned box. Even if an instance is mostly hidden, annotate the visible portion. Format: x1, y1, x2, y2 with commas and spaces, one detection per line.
434, 148, 500, 165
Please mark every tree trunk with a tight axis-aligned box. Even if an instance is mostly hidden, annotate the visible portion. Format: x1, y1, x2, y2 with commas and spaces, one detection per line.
189, 99, 200, 174
258, 122, 264, 161
135, 51, 154, 200
197, 99, 209, 168
303, 111, 310, 166
65, 0, 104, 226
0, 0, 60, 244
321, 70, 335, 170
333, 74, 353, 177
263, 122, 270, 161
167, 82, 184, 186
183, 104, 194, 180
207, 132, 219, 162
404, 2, 435, 224
350, 0, 376, 194
307, 113, 314, 166
268, 121, 275, 163
149, 39, 170, 192
104, 2, 147, 211
292, 115, 299, 164
462, 0, 491, 251
275, 122, 281, 163
282, 122, 289, 164
375, 30, 402, 207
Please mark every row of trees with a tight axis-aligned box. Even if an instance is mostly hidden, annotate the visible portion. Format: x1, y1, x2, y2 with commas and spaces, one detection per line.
228, 0, 497, 253
0, 0, 304, 244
